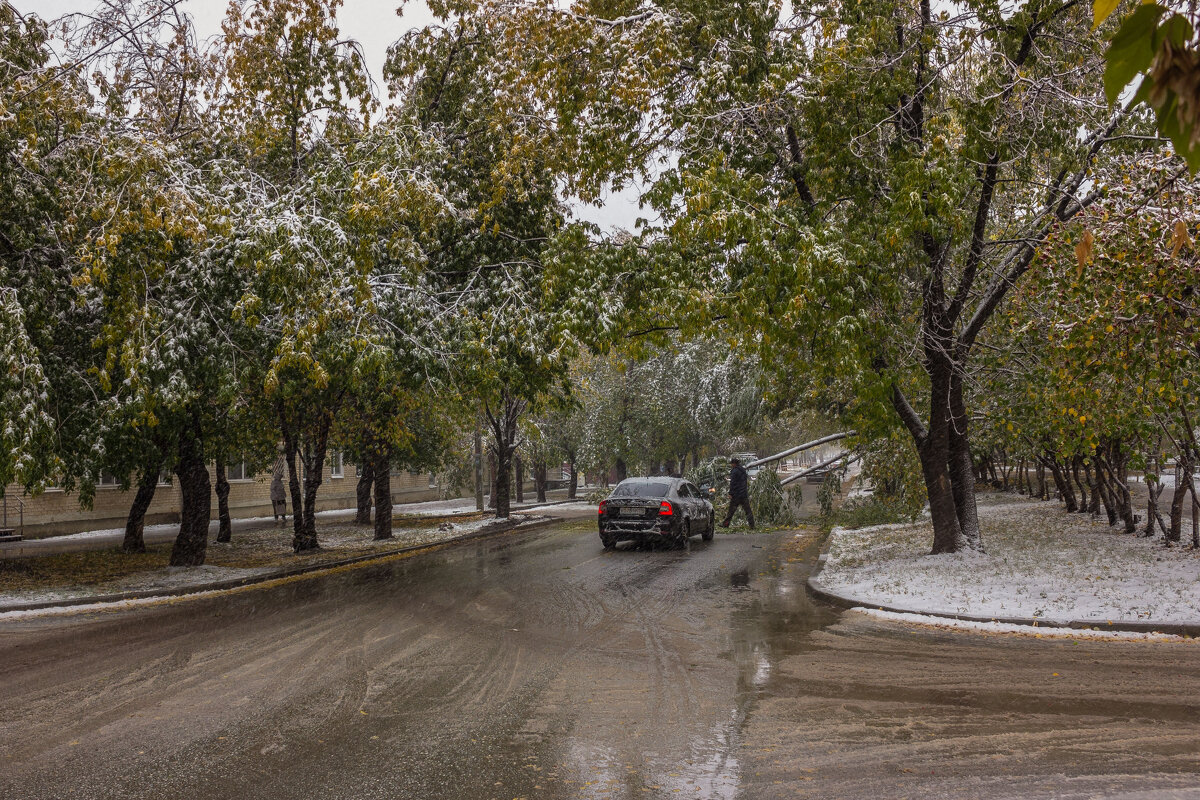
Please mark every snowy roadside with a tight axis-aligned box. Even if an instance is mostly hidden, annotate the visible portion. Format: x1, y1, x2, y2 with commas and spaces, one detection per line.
817, 495, 1200, 628
853, 609, 1196, 643
0, 515, 506, 610
518, 501, 597, 514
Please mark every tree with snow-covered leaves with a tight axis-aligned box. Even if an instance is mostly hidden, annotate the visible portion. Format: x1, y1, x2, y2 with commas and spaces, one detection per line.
385, 9, 575, 519
217, 0, 377, 552
0, 5, 93, 499
438, 0, 1172, 554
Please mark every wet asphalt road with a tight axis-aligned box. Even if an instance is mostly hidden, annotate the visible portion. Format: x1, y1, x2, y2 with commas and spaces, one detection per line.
2, 521, 1199, 800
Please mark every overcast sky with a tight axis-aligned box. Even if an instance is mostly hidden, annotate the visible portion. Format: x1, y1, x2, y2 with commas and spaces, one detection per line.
14, 0, 645, 231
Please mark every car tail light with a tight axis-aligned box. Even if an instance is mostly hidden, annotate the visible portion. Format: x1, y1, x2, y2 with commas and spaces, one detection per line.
598, 500, 608, 515
658, 501, 673, 516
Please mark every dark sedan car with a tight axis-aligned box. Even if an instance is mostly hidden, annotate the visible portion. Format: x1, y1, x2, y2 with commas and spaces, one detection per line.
597, 477, 715, 549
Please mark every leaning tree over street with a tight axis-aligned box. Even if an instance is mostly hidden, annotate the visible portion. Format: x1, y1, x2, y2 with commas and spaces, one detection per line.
386, 9, 574, 518
431, 0, 1178, 552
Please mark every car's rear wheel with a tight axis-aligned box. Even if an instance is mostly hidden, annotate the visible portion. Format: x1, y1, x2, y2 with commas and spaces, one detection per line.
701, 513, 714, 542
600, 531, 616, 550
679, 520, 691, 549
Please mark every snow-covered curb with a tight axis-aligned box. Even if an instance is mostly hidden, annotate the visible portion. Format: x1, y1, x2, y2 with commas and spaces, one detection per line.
0, 516, 557, 618
810, 497, 1200, 636
853, 608, 1197, 643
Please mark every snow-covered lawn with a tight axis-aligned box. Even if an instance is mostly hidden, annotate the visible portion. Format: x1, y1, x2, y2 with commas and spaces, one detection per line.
819, 495, 1200, 626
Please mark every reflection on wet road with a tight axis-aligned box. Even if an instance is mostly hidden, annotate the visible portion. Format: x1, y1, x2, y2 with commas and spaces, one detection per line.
2, 523, 1199, 799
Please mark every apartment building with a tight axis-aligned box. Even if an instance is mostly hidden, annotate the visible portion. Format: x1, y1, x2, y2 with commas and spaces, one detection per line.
1, 454, 443, 538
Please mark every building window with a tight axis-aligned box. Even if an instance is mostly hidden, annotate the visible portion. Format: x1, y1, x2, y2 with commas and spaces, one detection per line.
330, 451, 344, 479
227, 459, 252, 481
158, 467, 172, 485
98, 472, 118, 487
429, 472, 437, 488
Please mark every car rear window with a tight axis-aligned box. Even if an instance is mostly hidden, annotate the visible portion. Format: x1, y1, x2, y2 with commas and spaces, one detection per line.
611, 481, 671, 498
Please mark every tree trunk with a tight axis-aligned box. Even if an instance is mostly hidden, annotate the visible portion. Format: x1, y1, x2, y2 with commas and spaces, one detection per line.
474, 420, 485, 511
355, 459, 374, 524
215, 461, 232, 543
1091, 457, 1115, 526
947, 374, 981, 549
494, 445, 512, 518
1036, 462, 1047, 500
1047, 458, 1076, 511
614, 458, 627, 483
568, 458, 578, 500
122, 462, 160, 554
1085, 462, 1104, 518
283, 440, 305, 549
895, 343, 971, 555
1167, 464, 1188, 544
534, 459, 547, 503
280, 409, 306, 550
1190, 475, 1199, 549
169, 420, 211, 567
296, 437, 326, 553
515, 456, 524, 503
486, 448, 497, 509
373, 452, 392, 541
1070, 457, 1088, 512
1098, 450, 1135, 534
901, 361, 966, 554
919, 437, 964, 554
484, 393, 526, 519
1144, 475, 1166, 537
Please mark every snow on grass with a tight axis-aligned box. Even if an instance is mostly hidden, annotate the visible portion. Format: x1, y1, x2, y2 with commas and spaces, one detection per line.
854, 608, 1197, 643
819, 495, 1200, 626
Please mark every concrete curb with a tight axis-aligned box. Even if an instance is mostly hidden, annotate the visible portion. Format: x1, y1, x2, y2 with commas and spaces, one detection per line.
0, 516, 560, 615
804, 530, 1200, 639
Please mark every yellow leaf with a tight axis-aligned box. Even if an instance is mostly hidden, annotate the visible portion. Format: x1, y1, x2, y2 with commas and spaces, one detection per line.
1171, 219, 1193, 257
1075, 230, 1094, 277
1092, 0, 1120, 29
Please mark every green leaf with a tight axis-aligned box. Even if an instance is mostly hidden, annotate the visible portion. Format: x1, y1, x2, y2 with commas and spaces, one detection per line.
1093, 0, 1121, 30
1154, 13, 1195, 49
1156, 99, 1200, 175
1103, 3, 1166, 104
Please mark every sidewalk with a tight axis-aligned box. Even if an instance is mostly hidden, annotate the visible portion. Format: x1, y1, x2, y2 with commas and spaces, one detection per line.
807, 493, 1200, 638
0, 489, 590, 560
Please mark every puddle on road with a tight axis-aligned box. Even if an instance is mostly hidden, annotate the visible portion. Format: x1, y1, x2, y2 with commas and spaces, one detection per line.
511, 530, 841, 800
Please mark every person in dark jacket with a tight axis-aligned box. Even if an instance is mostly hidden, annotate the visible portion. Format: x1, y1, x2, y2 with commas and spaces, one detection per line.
721, 458, 755, 529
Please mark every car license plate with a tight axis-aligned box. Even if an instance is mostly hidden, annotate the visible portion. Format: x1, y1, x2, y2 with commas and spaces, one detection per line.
619, 507, 644, 518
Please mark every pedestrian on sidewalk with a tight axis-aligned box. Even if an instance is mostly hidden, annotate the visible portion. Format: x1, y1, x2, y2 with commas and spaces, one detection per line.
721, 457, 755, 529
271, 454, 288, 525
